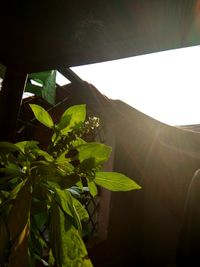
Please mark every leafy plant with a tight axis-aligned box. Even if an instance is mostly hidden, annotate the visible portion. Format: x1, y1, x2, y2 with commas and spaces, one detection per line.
0, 104, 141, 267
0, 67, 56, 105
26, 71, 57, 105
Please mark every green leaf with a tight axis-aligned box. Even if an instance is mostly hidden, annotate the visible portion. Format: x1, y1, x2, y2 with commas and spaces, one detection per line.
61, 219, 93, 267
54, 188, 81, 232
79, 158, 96, 172
49, 202, 62, 266
34, 148, 54, 162
48, 249, 55, 266
49, 203, 93, 267
29, 104, 54, 128
36, 162, 74, 188
28, 70, 56, 105
42, 70, 56, 105
60, 174, 79, 189
58, 104, 86, 133
0, 141, 20, 152
30, 231, 46, 259
54, 189, 75, 218
72, 137, 86, 147
56, 150, 71, 163
77, 142, 112, 166
95, 172, 141, 191
34, 212, 48, 229
9, 180, 26, 200
72, 197, 89, 222
25, 82, 43, 97
8, 180, 31, 239
15, 140, 39, 153
0, 163, 21, 175
88, 181, 98, 197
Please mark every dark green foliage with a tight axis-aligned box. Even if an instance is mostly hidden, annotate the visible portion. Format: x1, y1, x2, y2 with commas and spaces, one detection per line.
0, 104, 141, 266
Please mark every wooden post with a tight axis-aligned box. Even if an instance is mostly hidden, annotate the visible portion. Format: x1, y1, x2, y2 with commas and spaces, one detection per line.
0, 68, 27, 141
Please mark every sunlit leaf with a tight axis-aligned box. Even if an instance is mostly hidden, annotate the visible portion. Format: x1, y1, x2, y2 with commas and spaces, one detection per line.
48, 249, 55, 266
58, 104, 86, 133
72, 197, 89, 222
49, 204, 92, 267
72, 137, 86, 147
76, 142, 112, 166
61, 218, 93, 267
88, 181, 98, 197
15, 140, 39, 153
29, 104, 54, 128
34, 148, 54, 162
54, 188, 81, 232
95, 172, 141, 191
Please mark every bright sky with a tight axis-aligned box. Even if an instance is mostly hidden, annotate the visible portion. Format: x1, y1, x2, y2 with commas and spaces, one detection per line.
65, 45, 200, 126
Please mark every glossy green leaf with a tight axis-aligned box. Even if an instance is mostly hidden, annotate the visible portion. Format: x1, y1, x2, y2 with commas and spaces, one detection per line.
58, 104, 86, 133
95, 172, 141, 191
8, 180, 31, 239
29, 104, 54, 128
77, 142, 112, 166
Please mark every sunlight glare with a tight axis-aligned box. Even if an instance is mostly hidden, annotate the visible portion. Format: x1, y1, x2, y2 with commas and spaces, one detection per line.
71, 45, 200, 126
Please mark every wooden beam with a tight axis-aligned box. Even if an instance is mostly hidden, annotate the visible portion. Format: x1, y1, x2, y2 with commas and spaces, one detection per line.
0, 68, 27, 141
57, 67, 84, 85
